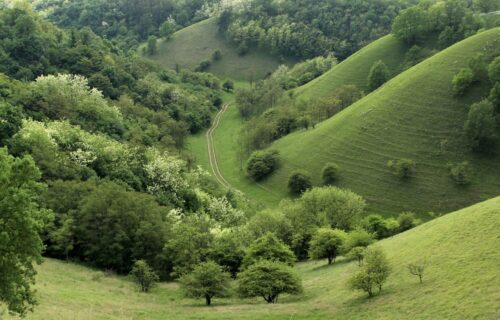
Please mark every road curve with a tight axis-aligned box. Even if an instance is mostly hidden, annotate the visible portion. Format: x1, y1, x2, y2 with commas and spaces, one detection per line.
206, 104, 233, 189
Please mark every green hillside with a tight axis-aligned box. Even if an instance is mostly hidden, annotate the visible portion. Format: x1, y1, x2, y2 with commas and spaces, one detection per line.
293, 35, 408, 99
10, 197, 500, 320
255, 28, 500, 215
142, 18, 296, 81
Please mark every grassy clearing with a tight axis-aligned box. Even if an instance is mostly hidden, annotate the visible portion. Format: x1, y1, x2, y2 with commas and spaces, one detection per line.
9, 197, 500, 319
142, 18, 297, 81
255, 28, 500, 216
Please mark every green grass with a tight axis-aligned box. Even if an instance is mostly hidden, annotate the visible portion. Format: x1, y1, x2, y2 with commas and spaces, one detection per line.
293, 35, 409, 99
142, 18, 297, 81
9, 197, 500, 319
251, 28, 500, 216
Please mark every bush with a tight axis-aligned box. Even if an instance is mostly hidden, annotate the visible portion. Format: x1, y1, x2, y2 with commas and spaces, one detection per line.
489, 83, 500, 113
223, 80, 235, 92
447, 161, 472, 185
397, 212, 420, 232
212, 50, 222, 61
464, 100, 496, 152
242, 233, 296, 268
237, 260, 303, 303
308, 228, 347, 265
343, 229, 375, 253
246, 149, 280, 181
363, 214, 398, 239
288, 171, 313, 195
129, 260, 159, 293
347, 247, 366, 266
322, 163, 340, 185
387, 158, 416, 179
348, 247, 391, 298
452, 68, 474, 96
180, 261, 231, 305
368, 60, 390, 91
195, 60, 212, 72
488, 56, 500, 83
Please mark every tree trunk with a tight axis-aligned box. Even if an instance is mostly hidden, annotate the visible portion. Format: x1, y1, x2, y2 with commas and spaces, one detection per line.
419, 275, 423, 284
328, 256, 333, 265
205, 295, 211, 306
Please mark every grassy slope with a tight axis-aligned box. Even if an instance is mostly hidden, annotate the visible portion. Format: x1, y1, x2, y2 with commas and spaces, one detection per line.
143, 18, 296, 81
293, 35, 408, 99
255, 28, 500, 216
12, 197, 500, 319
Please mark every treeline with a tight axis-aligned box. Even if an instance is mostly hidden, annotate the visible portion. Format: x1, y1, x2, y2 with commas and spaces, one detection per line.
219, 0, 417, 59
34, 0, 221, 49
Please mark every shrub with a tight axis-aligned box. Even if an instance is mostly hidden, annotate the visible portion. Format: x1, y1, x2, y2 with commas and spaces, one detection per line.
452, 68, 474, 96
387, 158, 416, 179
343, 229, 375, 253
237, 260, 303, 303
447, 161, 472, 185
212, 50, 222, 61
488, 56, 500, 83
223, 80, 235, 92
368, 60, 390, 91
195, 60, 212, 72
322, 163, 340, 185
347, 247, 366, 266
308, 228, 347, 265
180, 261, 231, 305
242, 233, 296, 268
408, 260, 426, 284
129, 260, 159, 293
489, 83, 500, 113
468, 54, 488, 82
246, 149, 280, 181
363, 214, 397, 239
464, 100, 496, 152
349, 247, 390, 297
288, 171, 313, 195
397, 212, 420, 232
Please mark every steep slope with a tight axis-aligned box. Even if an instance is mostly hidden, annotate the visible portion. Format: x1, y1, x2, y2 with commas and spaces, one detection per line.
142, 18, 296, 81
259, 28, 500, 215
293, 35, 409, 99
12, 197, 500, 319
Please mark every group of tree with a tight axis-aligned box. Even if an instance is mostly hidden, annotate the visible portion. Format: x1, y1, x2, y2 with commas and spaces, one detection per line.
219, 0, 416, 60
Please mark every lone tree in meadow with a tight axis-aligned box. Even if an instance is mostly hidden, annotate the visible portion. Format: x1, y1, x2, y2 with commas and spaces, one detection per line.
309, 228, 347, 265
129, 260, 159, 293
368, 60, 390, 91
464, 100, 496, 152
348, 247, 391, 298
237, 260, 303, 304
180, 261, 231, 306
322, 162, 340, 185
288, 170, 313, 195
408, 260, 427, 284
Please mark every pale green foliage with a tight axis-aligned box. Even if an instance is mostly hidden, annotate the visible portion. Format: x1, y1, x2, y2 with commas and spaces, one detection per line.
180, 261, 231, 306
32, 74, 123, 135
447, 161, 472, 185
349, 247, 391, 297
129, 260, 159, 293
452, 68, 474, 96
206, 196, 246, 228
245, 209, 293, 244
0, 148, 53, 316
347, 247, 366, 266
343, 229, 375, 253
242, 233, 295, 268
309, 228, 347, 265
237, 260, 303, 304
408, 260, 427, 283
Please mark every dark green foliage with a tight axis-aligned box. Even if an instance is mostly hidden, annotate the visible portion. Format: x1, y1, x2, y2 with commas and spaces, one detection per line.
387, 158, 416, 179
212, 50, 222, 61
147, 36, 158, 55
348, 247, 391, 297
242, 233, 296, 268
195, 60, 212, 72
180, 261, 231, 306
223, 80, 235, 92
245, 210, 293, 246
468, 54, 488, 82
129, 260, 159, 293
452, 68, 475, 96
401, 45, 429, 70
368, 60, 390, 91
0, 101, 23, 145
209, 232, 246, 277
322, 162, 340, 185
489, 56, 500, 83
392, 6, 430, 44
489, 82, 500, 114
363, 214, 400, 239
288, 171, 313, 195
474, 0, 500, 12
0, 148, 53, 316
397, 212, 420, 232
308, 228, 347, 265
447, 161, 472, 185
237, 260, 302, 304
464, 100, 497, 152
160, 19, 177, 40
246, 149, 280, 181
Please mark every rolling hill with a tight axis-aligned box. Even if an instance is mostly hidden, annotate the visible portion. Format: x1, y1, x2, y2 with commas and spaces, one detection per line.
253, 28, 500, 216
10, 197, 500, 319
142, 17, 297, 81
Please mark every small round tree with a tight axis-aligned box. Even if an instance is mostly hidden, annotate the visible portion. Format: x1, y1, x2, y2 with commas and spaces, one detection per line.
348, 247, 391, 297
237, 260, 303, 303
464, 100, 496, 152
367, 60, 390, 91
180, 261, 231, 306
447, 161, 472, 186
309, 228, 347, 265
288, 171, 313, 195
322, 162, 340, 185
452, 68, 474, 96
223, 80, 235, 92
129, 260, 159, 293
387, 158, 416, 179
348, 247, 366, 266
397, 212, 420, 232
242, 233, 296, 268
212, 50, 223, 61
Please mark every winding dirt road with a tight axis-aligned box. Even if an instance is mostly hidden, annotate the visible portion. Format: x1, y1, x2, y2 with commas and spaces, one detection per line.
206, 104, 233, 189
